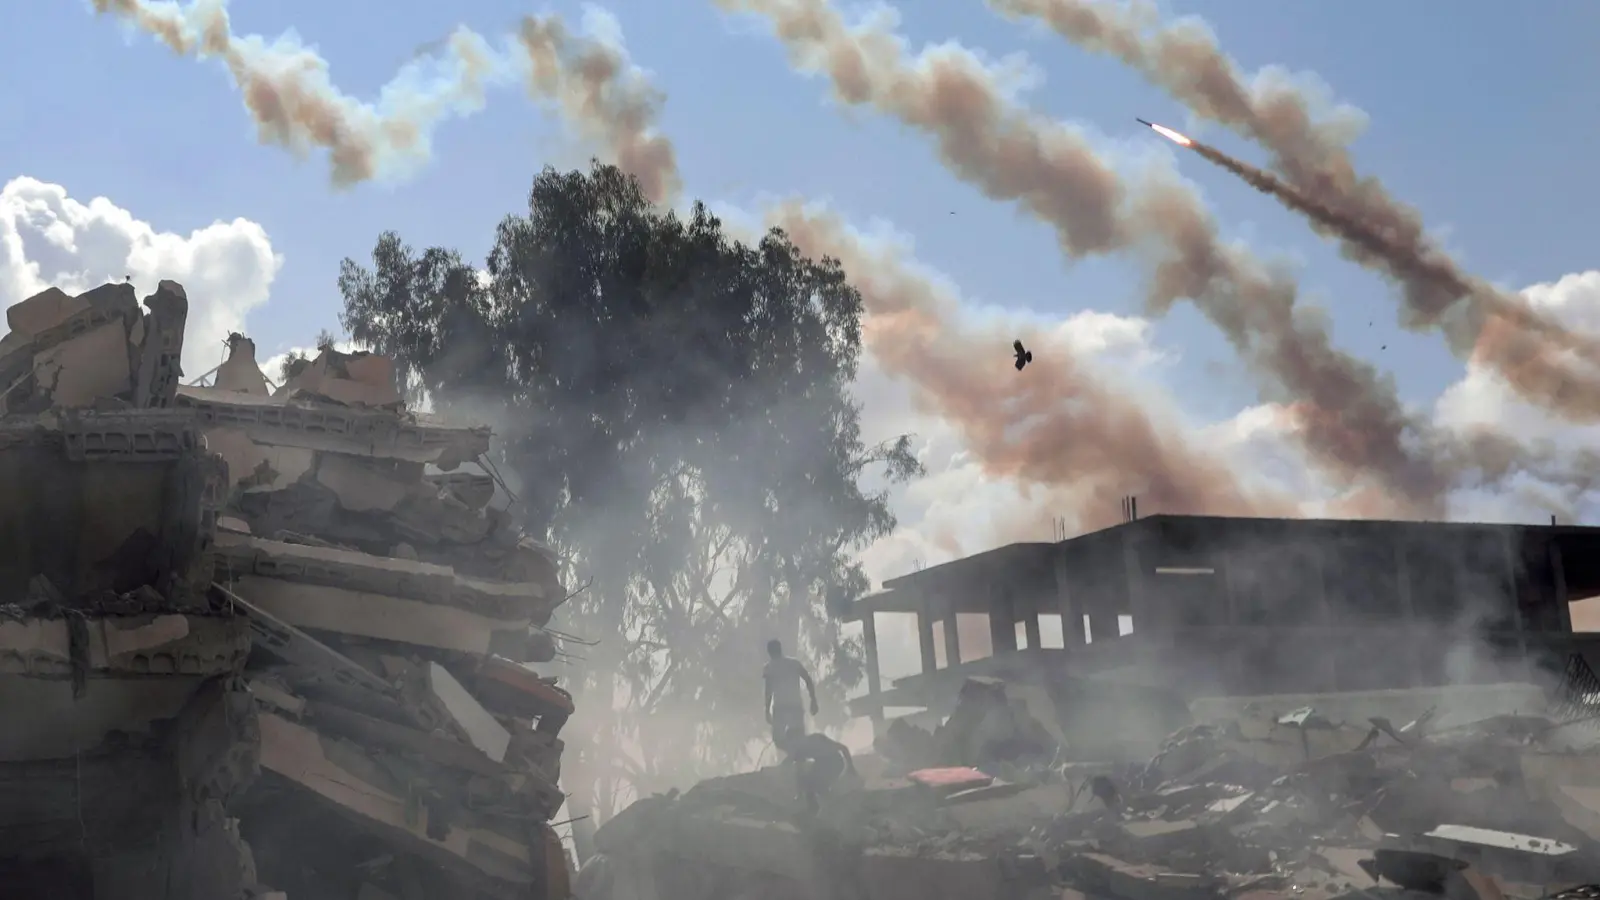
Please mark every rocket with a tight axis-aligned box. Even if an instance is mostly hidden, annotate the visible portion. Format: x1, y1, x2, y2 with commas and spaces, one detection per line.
1135, 117, 1194, 147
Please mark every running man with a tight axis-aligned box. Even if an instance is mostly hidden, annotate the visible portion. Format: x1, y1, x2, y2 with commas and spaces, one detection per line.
763, 639, 818, 751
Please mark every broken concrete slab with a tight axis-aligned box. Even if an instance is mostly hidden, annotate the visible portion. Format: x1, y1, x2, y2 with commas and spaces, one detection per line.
0, 613, 250, 677
215, 336, 272, 397
423, 661, 511, 763
426, 471, 496, 509
215, 535, 554, 621
668, 813, 820, 887
34, 318, 134, 408
859, 847, 1008, 900
941, 781, 1075, 832
0, 676, 213, 761
246, 678, 307, 718
8, 286, 90, 336
1068, 853, 1222, 900
176, 384, 491, 465
131, 281, 188, 409
203, 428, 316, 493
1384, 824, 1587, 885
315, 452, 413, 512
307, 700, 506, 777
257, 712, 537, 887
231, 575, 532, 657
470, 656, 574, 729
279, 348, 402, 409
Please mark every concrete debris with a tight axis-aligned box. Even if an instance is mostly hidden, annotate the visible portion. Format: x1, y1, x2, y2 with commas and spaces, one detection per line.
581, 680, 1600, 900
0, 281, 576, 898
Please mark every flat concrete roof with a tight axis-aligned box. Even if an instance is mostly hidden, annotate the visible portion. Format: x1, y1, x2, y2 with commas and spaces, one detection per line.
846, 514, 1600, 620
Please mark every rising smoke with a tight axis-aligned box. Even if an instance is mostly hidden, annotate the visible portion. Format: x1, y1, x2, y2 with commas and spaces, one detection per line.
710, 0, 1453, 516
991, 0, 1600, 422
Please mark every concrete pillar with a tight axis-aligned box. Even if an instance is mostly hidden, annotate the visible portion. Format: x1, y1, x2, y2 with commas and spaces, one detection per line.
942, 595, 962, 667
1395, 536, 1416, 619
1552, 539, 1573, 630
1109, 530, 1140, 640
916, 610, 938, 673
988, 585, 1018, 655
1023, 613, 1042, 650
861, 612, 884, 724
1501, 530, 1530, 679
1053, 549, 1086, 646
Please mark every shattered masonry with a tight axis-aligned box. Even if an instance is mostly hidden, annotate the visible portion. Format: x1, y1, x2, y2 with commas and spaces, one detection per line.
0, 281, 575, 899
577, 521, 1600, 896
581, 673, 1600, 900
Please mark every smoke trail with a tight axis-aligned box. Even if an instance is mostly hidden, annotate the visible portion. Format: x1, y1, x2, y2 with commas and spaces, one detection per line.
89, 0, 678, 199
90, 0, 510, 186
472, 7, 1306, 530
990, 0, 1600, 420
712, 0, 1448, 516
769, 202, 1300, 528
516, 10, 681, 204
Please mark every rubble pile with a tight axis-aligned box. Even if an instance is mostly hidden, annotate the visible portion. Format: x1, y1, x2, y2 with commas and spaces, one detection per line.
578, 677, 1600, 900
0, 281, 578, 899
0, 282, 258, 897
199, 334, 575, 899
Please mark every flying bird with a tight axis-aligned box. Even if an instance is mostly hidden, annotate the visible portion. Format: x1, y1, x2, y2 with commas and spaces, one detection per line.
1013, 339, 1033, 371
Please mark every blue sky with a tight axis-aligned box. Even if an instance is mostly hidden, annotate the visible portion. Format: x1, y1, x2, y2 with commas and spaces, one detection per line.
2, 0, 1593, 387
3, 0, 1600, 575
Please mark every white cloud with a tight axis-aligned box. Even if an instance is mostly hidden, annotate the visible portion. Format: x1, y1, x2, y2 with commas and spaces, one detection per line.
853, 266, 1600, 592
0, 176, 282, 376
1429, 270, 1600, 524
1434, 272, 1600, 441
852, 302, 1207, 587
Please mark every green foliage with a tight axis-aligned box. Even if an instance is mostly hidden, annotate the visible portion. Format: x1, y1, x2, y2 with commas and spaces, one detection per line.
337, 161, 922, 799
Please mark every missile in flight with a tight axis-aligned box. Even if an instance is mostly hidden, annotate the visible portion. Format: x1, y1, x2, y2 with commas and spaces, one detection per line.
1135, 118, 1194, 147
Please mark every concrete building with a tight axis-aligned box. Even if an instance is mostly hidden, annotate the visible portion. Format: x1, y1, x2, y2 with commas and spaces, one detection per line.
841, 514, 1600, 725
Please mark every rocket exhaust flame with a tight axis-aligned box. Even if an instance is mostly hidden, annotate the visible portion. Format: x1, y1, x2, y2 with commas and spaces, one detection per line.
1143, 120, 1192, 147
1045, 2, 1600, 420
1142, 121, 1600, 385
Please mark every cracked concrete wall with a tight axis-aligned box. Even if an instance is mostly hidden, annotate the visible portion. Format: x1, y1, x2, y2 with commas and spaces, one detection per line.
1, 281, 189, 414
0, 446, 212, 606
0, 678, 259, 900
0, 281, 259, 900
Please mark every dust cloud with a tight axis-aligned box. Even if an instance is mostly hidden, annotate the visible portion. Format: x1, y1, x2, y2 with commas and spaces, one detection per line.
993, 0, 1600, 421
711, 0, 1451, 517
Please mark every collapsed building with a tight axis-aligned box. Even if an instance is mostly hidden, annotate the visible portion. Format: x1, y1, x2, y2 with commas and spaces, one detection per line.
576, 515, 1600, 900
841, 514, 1600, 754
580, 676, 1600, 900
0, 281, 576, 899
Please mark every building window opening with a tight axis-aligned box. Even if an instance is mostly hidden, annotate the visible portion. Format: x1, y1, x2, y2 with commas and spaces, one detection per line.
1038, 614, 1064, 648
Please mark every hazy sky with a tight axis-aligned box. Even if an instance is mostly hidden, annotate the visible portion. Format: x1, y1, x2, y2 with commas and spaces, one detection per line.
3, 0, 1600, 651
